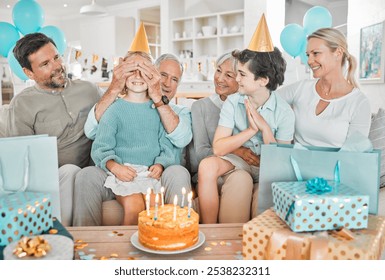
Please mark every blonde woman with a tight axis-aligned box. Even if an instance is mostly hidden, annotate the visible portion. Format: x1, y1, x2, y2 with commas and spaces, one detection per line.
277, 28, 371, 147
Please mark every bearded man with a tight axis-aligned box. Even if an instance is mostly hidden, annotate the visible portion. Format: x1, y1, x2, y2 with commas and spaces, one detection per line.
7, 33, 101, 225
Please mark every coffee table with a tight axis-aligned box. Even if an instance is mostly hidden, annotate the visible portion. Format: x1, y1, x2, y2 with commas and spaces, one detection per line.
68, 223, 243, 260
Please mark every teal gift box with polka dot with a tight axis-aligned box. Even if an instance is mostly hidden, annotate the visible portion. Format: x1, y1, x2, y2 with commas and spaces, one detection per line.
272, 181, 369, 232
0, 192, 53, 246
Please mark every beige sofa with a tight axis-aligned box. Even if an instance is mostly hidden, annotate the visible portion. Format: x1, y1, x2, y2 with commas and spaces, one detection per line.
101, 108, 385, 225
101, 109, 385, 225
0, 104, 9, 138
1, 104, 384, 225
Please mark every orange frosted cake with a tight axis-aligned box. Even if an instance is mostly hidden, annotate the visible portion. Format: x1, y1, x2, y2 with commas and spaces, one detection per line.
138, 204, 199, 251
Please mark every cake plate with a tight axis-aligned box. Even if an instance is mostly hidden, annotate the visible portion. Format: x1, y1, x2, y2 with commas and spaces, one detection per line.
130, 231, 205, 255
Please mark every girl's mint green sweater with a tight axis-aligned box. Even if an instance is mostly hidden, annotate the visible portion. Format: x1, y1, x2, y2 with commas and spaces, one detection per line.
91, 98, 175, 171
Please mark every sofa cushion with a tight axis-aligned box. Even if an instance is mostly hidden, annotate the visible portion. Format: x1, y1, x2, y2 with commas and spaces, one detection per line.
379, 188, 385, 216
369, 108, 385, 188
0, 105, 10, 137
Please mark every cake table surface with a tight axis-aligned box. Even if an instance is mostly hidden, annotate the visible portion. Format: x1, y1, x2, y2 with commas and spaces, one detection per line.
67, 223, 243, 260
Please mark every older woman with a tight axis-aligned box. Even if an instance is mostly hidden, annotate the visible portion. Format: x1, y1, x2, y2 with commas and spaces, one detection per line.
191, 52, 259, 223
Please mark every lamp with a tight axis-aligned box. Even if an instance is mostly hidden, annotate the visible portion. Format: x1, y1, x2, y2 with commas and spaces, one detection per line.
80, 0, 107, 16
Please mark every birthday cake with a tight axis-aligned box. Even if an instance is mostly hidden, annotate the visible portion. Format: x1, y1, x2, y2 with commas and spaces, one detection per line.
138, 204, 199, 251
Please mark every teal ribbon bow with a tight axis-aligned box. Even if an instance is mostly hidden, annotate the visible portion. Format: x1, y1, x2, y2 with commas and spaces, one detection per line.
305, 177, 332, 194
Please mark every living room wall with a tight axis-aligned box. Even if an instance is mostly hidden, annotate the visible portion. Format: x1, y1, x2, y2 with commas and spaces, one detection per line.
348, 0, 385, 113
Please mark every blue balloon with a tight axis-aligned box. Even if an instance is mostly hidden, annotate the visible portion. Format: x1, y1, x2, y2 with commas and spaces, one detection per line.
303, 6, 332, 35
12, 0, 45, 35
299, 40, 308, 65
7, 46, 29, 81
0, 22, 20, 57
280, 24, 306, 58
39, 26, 67, 55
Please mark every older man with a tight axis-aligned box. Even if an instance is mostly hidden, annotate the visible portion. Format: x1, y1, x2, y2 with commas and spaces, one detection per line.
7, 33, 101, 226
72, 54, 193, 226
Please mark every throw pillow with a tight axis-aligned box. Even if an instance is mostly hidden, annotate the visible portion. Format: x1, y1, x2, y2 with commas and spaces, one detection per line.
369, 108, 385, 188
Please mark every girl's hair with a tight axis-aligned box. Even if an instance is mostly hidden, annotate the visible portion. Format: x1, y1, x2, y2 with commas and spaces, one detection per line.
308, 28, 358, 88
124, 51, 153, 63
215, 52, 237, 72
232, 47, 286, 91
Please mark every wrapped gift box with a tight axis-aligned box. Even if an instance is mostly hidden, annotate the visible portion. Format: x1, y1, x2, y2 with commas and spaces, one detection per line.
0, 192, 53, 246
242, 208, 385, 260
272, 181, 369, 232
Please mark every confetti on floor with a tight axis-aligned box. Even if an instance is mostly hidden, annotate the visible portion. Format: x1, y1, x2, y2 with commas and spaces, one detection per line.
80, 254, 95, 260
128, 251, 140, 255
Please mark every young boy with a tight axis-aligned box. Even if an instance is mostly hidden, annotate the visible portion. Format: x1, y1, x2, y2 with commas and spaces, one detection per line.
197, 15, 295, 223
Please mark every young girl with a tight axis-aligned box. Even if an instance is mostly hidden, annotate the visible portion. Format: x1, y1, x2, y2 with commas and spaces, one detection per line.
198, 47, 295, 223
91, 51, 175, 225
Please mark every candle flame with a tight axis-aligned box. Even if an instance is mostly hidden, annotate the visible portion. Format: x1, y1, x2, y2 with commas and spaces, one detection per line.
155, 193, 159, 203
182, 187, 186, 194
147, 188, 151, 195
160, 186, 164, 193
188, 191, 193, 201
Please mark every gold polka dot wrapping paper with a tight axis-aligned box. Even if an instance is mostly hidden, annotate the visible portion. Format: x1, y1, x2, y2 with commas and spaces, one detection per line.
271, 181, 369, 232
0, 192, 53, 246
242, 208, 385, 260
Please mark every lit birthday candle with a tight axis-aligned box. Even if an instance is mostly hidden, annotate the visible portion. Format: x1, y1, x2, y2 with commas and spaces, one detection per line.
160, 186, 165, 207
154, 193, 159, 221
173, 195, 178, 221
181, 187, 186, 208
187, 191, 193, 218
146, 193, 150, 216
146, 188, 151, 216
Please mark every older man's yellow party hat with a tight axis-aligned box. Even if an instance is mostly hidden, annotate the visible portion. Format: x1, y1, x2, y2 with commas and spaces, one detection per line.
129, 22, 151, 54
247, 13, 274, 52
